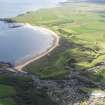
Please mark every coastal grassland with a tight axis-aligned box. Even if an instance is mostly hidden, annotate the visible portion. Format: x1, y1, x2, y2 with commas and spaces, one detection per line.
14, 4, 105, 81
0, 98, 16, 105
0, 84, 16, 105
0, 84, 16, 97
0, 74, 57, 105
0, 77, 16, 105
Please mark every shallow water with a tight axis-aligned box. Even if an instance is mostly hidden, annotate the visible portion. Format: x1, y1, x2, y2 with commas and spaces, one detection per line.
0, 0, 65, 18
0, 21, 55, 65
0, 0, 65, 65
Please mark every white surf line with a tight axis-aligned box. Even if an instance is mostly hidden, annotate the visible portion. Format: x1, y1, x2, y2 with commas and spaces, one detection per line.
15, 23, 60, 71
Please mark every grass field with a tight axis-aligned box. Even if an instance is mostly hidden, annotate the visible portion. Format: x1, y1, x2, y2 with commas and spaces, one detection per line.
0, 84, 16, 97
0, 85, 16, 105
13, 3, 105, 82
0, 74, 57, 105
0, 98, 16, 105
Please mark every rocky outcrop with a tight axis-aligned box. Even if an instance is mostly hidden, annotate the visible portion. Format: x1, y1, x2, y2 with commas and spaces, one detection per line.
88, 90, 105, 105
0, 66, 105, 105
0, 18, 16, 23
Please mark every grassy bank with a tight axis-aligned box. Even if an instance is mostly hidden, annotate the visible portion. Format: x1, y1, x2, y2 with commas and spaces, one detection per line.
0, 73, 57, 105
13, 3, 105, 81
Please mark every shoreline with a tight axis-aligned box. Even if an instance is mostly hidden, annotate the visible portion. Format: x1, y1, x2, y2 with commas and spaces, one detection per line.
15, 23, 59, 71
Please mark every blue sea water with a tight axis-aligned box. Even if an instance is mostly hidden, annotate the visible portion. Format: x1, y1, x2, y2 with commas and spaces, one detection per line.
0, 0, 65, 65
0, 0, 65, 18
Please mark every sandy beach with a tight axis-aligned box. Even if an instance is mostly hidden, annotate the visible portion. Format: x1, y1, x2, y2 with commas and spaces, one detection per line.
15, 24, 59, 71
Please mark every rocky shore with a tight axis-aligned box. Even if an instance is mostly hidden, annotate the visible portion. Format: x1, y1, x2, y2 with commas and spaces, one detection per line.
0, 18, 16, 23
